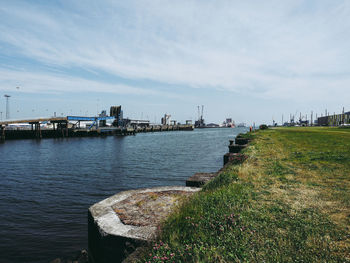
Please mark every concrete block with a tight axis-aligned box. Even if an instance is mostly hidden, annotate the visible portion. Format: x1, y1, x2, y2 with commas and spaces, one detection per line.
88, 186, 200, 263
235, 137, 249, 145
223, 153, 248, 166
228, 144, 247, 153
186, 173, 218, 187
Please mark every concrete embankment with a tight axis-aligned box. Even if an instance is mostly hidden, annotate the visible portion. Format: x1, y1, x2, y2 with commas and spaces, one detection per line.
88, 133, 250, 262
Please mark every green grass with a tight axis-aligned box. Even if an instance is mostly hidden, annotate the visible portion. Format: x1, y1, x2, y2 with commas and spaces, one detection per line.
140, 127, 350, 262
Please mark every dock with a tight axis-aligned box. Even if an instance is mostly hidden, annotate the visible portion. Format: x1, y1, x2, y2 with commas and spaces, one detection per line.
0, 116, 194, 141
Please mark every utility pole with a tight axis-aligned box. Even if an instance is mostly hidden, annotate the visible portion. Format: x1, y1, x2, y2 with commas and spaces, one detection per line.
4, 94, 10, 119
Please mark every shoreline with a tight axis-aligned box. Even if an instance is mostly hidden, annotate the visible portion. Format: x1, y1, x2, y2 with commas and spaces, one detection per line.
35, 128, 243, 263
50, 127, 349, 262
87, 131, 250, 262
138, 127, 349, 262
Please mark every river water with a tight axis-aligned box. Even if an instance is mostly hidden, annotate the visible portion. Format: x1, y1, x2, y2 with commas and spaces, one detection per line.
0, 127, 247, 263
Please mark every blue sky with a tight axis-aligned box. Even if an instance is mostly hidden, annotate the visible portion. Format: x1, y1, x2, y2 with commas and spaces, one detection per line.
0, 0, 349, 125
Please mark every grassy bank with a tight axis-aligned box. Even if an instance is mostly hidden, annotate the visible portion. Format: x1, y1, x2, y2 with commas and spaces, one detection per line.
141, 127, 350, 262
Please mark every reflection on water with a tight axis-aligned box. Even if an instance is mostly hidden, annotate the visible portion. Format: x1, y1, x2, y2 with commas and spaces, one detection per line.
0, 127, 247, 262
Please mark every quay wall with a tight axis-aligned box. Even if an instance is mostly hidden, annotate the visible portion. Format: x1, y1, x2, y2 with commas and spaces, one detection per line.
0, 125, 194, 141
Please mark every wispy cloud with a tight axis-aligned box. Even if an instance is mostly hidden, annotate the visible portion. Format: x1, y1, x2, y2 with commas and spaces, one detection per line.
0, 68, 181, 98
0, 0, 350, 122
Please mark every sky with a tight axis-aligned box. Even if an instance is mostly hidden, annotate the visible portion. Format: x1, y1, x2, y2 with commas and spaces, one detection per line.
0, 0, 349, 125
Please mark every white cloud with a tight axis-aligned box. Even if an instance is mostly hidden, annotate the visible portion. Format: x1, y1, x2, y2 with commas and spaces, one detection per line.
0, 0, 349, 103
0, 68, 180, 98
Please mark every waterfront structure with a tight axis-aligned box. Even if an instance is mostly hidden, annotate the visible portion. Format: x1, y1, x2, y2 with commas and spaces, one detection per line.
125, 118, 150, 128
222, 118, 235, 128
161, 114, 171, 125
110, 106, 122, 126
0, 104, 196, 141
194, 118, 205, 128
0, 115, 193, 141
195, 105, 205, 128
206, 123, 219, 128
317, 111, 350, 126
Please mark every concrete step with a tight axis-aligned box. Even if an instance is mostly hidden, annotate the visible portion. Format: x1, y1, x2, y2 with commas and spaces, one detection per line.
235, 137, 249, 145
223, 153, 248, 166
228, 144, 247, 153
186, 172, 218, 187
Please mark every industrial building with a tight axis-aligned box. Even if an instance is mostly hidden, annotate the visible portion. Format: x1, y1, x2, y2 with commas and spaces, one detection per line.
317, 111, 350, 126
161, 114, 171, 125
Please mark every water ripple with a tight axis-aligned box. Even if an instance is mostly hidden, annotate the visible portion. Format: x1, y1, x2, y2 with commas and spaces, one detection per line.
0, 127, 247, 262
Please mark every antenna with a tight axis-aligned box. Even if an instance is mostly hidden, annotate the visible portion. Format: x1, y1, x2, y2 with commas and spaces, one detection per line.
4, 94, 10, 119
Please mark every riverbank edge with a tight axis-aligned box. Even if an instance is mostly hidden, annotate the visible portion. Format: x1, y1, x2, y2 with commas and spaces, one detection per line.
120, 132, 253, 262
48, 129, 246, 263
136, 127, 349, 262
86, 131, 251, 263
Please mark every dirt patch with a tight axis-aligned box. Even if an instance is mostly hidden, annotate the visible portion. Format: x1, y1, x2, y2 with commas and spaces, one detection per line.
113, 190, 193, 227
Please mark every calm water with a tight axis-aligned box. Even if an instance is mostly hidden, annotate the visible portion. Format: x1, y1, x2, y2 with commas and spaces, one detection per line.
0, 127, 247, 263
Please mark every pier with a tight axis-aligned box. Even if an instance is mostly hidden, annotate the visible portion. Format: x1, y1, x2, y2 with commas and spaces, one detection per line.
0, 115, 194, 141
